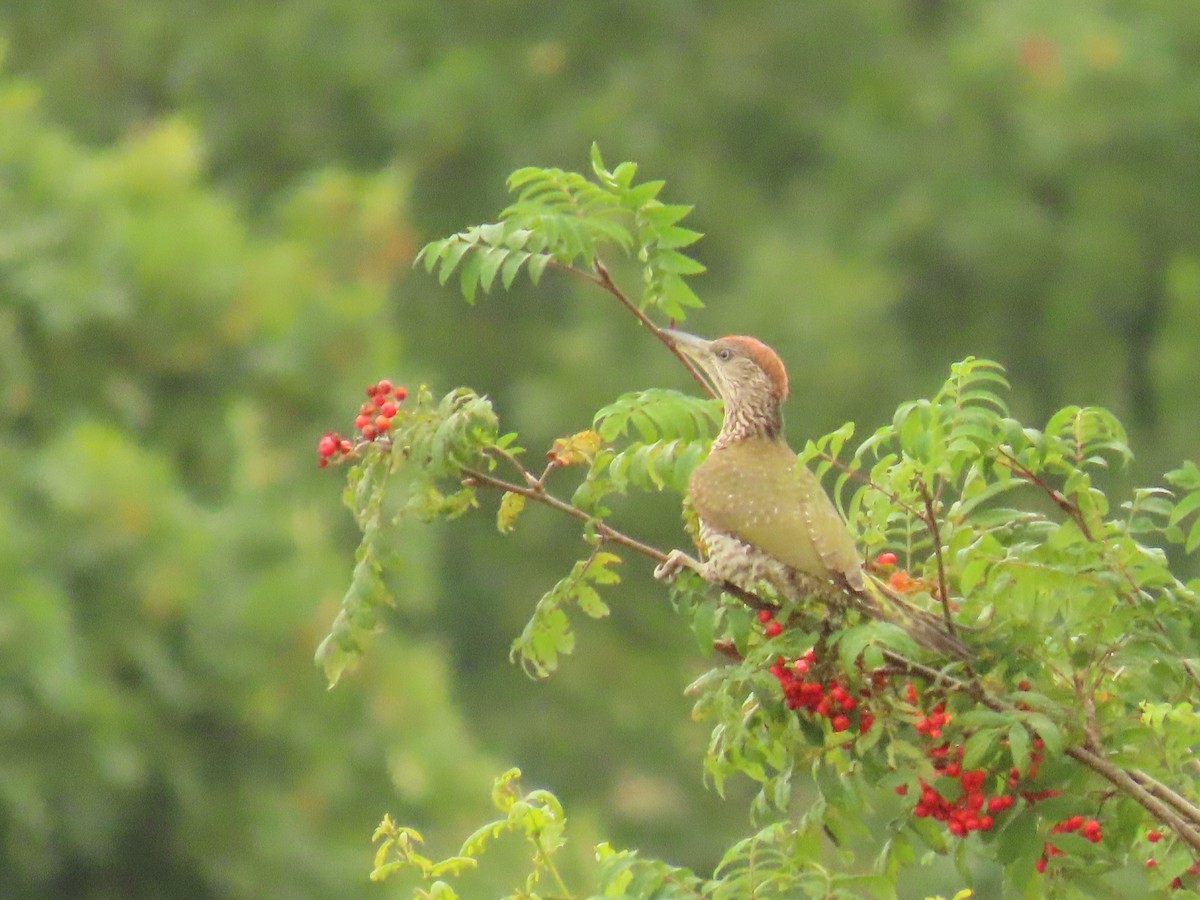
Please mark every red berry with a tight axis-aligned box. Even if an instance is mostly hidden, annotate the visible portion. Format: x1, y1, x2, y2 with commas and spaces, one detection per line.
858, 712, 875, 733
380, 401, 398, 418
979, 815, 994, 831
394, 385, 408, 401
1018, 679, 1031, 691
793, 658, 810, 674
875, 551, 898, 566
764, 621, 783, 638
361, 425, 377, 440
339, 440, 353, 454
317, 457, 329, 468
376, 379, 392, 396
366, 384, 378, 398
1146, 858, 1157, 869
1035, 858, 1047, 874
317, 435, 338, 458
895, 784, 909, 795
355, 414, 371, 430
1147, 830, 1163, 843
756, 609, 774, 623
373, 393, 387, 408
375, 415, 391, 431
831, 714, 850, 732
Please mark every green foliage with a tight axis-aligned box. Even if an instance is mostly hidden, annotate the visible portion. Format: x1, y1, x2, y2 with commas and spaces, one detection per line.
357, 156, 1200, 898
571, 389, 722, 513
415, 145, 705, 318
317, 386, 499, 685
510, 550, 621, 678
13, 3, 1200, 897
0, 70, 501, 900
372, 768, 576, 899
372, 768, 900, 899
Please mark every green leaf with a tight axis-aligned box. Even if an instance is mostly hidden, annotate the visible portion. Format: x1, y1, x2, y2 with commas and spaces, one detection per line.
653, 249, 706, 275
527, 252, 551, 285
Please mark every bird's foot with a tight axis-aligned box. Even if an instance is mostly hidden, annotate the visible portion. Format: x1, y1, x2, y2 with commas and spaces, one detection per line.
654, 549, 706, 582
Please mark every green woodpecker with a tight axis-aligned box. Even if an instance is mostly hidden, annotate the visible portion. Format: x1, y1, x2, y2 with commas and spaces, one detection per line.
654, 330, 968, 659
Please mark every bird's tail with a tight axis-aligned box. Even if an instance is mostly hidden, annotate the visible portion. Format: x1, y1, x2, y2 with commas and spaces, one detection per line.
852, 576, 970, 660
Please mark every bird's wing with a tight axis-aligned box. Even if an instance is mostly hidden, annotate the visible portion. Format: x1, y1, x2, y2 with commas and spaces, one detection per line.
792, 464, 866, 592
689, 439, 865, 589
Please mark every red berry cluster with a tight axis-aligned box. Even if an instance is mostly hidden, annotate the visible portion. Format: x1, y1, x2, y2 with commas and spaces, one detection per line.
316, 432, 354, 468
317, 379, 408, 467
901, 680, 1105, 862
909, 739, 1006, 836
1034, 815, 1103, 873
756, 607, 784, 638
356, 379, 407, 440
765, 644, 876, 735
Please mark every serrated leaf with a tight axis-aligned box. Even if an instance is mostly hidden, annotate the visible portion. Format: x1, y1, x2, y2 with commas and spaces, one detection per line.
654, 249, 706, 275
437, 239, 472, 285
500, 250, 530, 289
458, 248, 484, 303
656, 225, 704, 250
527, 253, 551, 284
1187, 517, 1200, 553
477, 245, 508, 293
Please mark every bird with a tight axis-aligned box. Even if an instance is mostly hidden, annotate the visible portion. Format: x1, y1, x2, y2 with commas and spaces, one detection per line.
653, 329, 968, 660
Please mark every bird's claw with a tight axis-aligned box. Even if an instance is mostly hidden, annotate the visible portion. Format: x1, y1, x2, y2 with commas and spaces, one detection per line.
654, 549, 704, 583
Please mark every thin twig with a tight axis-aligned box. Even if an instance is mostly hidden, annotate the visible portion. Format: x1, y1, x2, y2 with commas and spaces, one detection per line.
485, 444, 541, 489
548, 258, 714, 396
995, 449, 1200, 694
993, 448, 1095, 540
918, 480, 956, 637
816, 452, 925, 521
460, 465, 669, 563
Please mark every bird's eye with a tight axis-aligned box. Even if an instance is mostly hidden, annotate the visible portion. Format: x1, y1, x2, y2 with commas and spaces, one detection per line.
717, 348, 733, 361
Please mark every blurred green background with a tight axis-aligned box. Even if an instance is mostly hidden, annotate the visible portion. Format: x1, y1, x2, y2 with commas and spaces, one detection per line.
2, 1, 1198, 897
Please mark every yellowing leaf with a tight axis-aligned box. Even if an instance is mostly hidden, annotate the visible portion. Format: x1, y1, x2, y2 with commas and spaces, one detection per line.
497, 491, 526, 534
546, 429, 604, 466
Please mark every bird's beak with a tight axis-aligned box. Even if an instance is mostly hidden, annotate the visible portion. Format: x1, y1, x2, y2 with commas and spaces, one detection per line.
661, 329, 720, 396
660, 328, 711, 358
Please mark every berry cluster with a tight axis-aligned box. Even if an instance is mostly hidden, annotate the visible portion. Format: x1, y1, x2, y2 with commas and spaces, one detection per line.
753, 560, 1193, 881
1031, 814, 1103, 873
765, 644, 875, 735
906, 709, 1012, 837
1142, 830, 1200, 889
317, 379, 408, 467
902, 680, 1093, 853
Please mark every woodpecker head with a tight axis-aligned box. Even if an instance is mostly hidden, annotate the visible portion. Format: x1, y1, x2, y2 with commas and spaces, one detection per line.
663, 329, 789, 444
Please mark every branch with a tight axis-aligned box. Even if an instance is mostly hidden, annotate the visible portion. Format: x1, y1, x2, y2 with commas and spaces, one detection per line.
918, 480, 957, 637
993, 448, 1096, 541
462, 452, 1200, 848
815, 451, 925, 521
460, 464, 669, 564
994, 450, 1200, 694
549, 258, 714, 397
